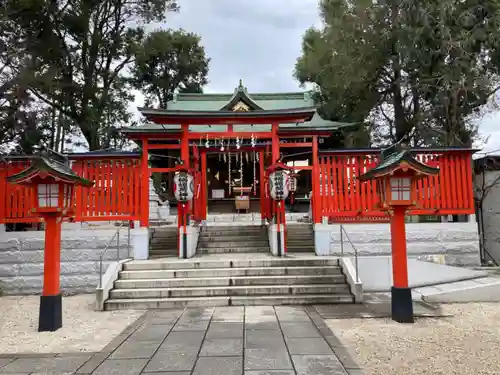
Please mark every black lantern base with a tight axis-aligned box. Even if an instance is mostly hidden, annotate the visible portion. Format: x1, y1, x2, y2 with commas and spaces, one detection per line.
39, 294, 62, 332
391, 286, 414, 323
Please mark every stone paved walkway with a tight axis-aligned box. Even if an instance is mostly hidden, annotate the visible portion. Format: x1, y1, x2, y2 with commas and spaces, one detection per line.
0, 306, 364, 375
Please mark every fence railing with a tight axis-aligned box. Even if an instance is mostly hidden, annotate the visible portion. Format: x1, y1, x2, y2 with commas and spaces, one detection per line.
318, 150, 475, 220
98, 221, 131, 288
0, 157, 142, 224
340, 224, 360, 283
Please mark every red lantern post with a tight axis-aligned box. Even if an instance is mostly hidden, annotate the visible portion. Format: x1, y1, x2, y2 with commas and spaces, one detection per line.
358, 143, 439, 323
172, 163, 195, 259
7, 151, 93, 332
267, 161, 292, 257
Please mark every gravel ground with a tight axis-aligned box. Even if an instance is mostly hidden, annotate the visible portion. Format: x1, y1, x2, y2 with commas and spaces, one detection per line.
0, 294, 142, 354
326, 303, 500, 375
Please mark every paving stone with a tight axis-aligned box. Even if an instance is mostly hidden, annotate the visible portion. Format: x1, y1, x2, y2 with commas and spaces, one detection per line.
200, 338, 243, 356
245, 371, 295, 375
280, 322, 321, 338
148, 309, 184, 319
323, 335, 345, 348
245, 330, 286, 350
245, 321, 280, 330
91, 358, 148, 375
144, 350, 198, 372
206, 322, 244, 338
275, 307, 311, 322
142, 373, 190, 375
346, 370, 366, 375
1, 356, 90, 374
109, 340, 160, 359
212, 307, 245, 322
333, 347, 362, 370
291, 355, 347, 375
179, 307, 214, 321
158, 331, 205, 351
192, 356, 243, 375
172, 319, 211, 331
75, 353, 109, 374
0, 359, 13, 368
129, 324, 172, 341
244, 349, 293, 371
286, 338, 334, 355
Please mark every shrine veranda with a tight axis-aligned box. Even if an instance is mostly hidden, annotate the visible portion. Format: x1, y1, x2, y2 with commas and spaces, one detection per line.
0, 83, 481, 294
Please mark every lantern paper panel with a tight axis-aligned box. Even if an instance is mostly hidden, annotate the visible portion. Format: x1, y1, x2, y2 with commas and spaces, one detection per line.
37, 184, 59, 208
288, 175, 298, 193
390, 177, 412, 202
35, 182, 75, 211
174, 172, 194, 202
269, 171, 289, 200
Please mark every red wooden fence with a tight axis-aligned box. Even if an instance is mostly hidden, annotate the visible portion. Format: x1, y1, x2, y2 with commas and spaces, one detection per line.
1, 149, 475, 225
0, 157, 142, 223
318, 150, 475, 220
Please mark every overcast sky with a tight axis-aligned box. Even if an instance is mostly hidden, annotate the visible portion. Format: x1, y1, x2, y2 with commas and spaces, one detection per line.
134, 0, 500, 155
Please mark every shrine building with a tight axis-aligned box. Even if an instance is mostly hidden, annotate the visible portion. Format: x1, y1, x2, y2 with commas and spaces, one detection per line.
122, 80, 358, 222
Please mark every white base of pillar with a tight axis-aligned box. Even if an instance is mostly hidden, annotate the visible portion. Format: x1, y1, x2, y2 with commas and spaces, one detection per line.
179, 225, 200, 259
268, 224, 285, 256
132, 227, 149, 260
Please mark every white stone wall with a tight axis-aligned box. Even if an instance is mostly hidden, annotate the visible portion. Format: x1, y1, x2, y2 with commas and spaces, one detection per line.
315, 222, 480, 267
476, 169, 500, 263
0, 228, 132, 295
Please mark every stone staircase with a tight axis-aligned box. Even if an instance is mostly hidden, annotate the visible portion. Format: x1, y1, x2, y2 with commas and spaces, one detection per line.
286, 223, 315, 253
104, 257, 355, 310
197, 225, 270, 254
149, 227, 178, 258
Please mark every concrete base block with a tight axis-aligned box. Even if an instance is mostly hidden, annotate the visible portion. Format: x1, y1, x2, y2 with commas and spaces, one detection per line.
132, 227, 149, 260
314, 223, 335, 256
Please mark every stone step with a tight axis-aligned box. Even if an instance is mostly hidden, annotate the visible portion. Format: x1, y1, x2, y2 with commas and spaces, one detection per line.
119, 266, 342, 280
198, 247, 270, 254
149, 244, 177, 250
198, 235, 269, 242
109, 284, 350, 299
202, 228, 265, 235
149, 251, 178, 257
151, 231, 177, 238
114, 274, 346, 289
104, 294, 354, 310
123, 258, 339, 271
198, 241, 269, 249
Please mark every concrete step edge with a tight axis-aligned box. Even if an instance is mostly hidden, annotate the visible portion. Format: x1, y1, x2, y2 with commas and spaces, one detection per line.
105, 294, 354, 305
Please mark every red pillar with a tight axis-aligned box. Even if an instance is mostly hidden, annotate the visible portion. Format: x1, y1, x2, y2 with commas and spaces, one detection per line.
201, 151, 207, 221
271, 123, 279, 162
312, 136, 321, 223
389, 205, 414, 323
39, 213, 62, 332
42, 215, 61, 296
390, 206, 409, 288
259, 150, 266, 223
140, 139, 149, 227
181, 124, 190, 167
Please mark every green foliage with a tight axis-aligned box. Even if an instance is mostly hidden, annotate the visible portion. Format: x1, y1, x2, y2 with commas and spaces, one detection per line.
131, 29, 210, 108
1, 0, 179, 151
295, 0, 500, 147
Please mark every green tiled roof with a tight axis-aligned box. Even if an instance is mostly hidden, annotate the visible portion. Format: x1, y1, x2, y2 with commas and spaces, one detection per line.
123, 81, 359, 134
358, 142, 439, 180
7, 154, 94, 186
